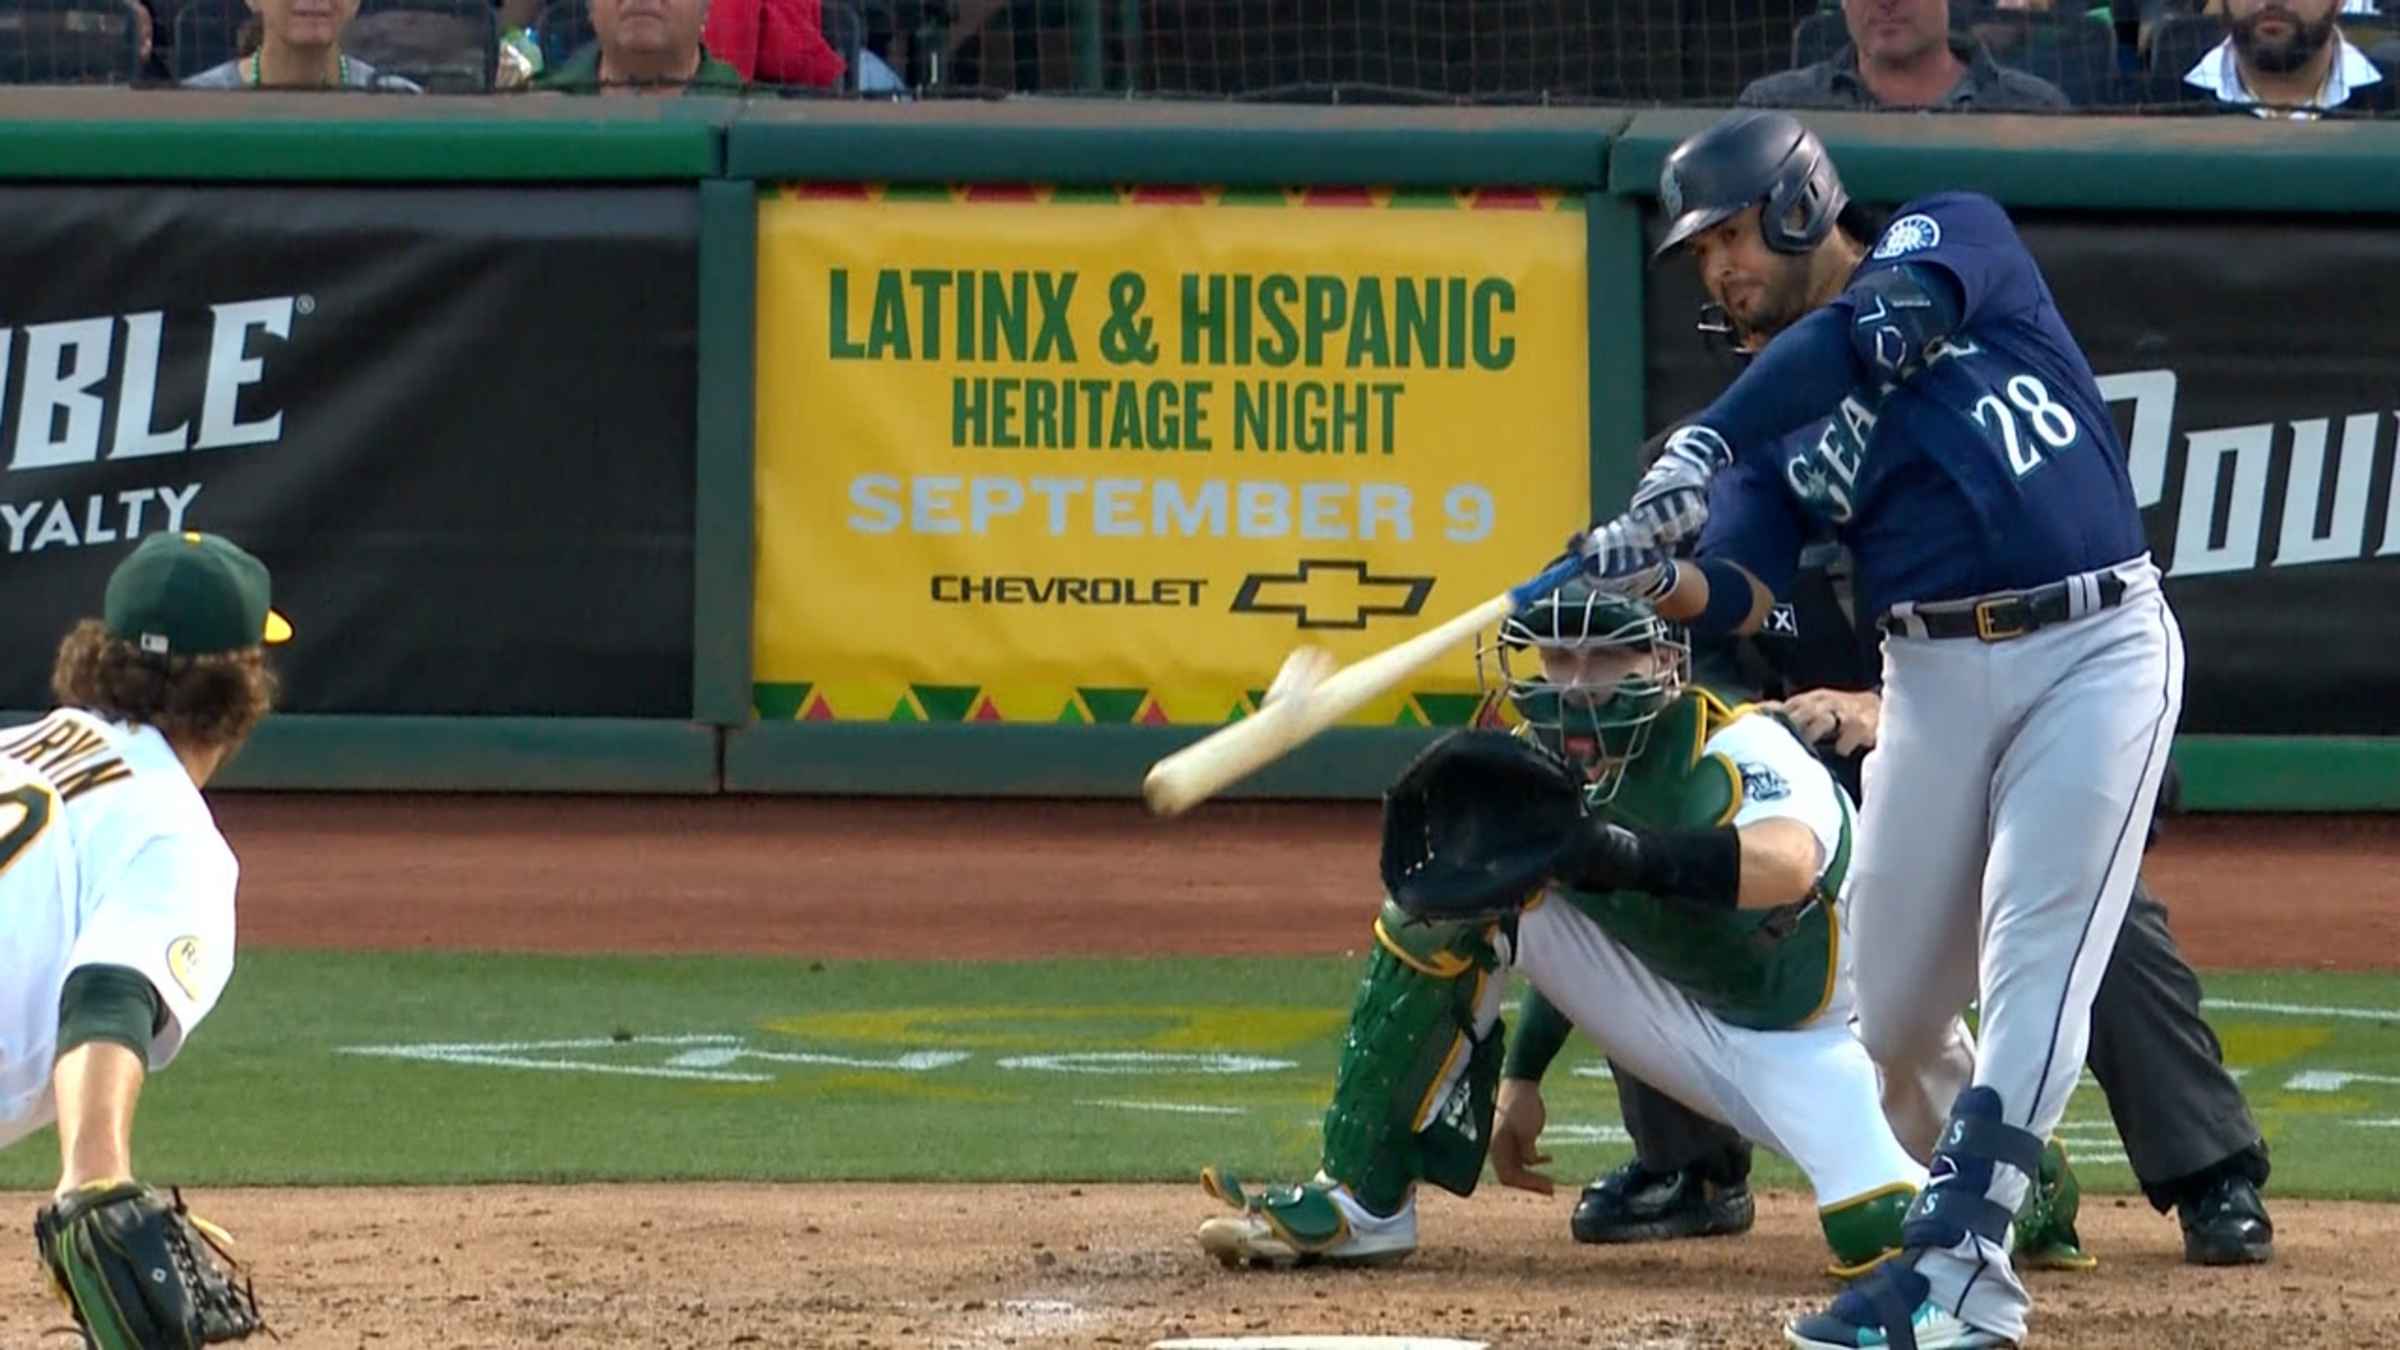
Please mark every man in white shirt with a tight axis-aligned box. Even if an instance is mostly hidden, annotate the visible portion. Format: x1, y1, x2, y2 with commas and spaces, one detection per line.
2182, 0, 2395, 115
2, 531, 288, 1342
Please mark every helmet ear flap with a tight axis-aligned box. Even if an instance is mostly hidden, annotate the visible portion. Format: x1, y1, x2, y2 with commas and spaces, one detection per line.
1761, 137, 1847, 255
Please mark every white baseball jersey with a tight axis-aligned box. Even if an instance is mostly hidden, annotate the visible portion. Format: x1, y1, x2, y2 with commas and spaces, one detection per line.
0, 709, 240, 1152
1707, 711, 1848, 883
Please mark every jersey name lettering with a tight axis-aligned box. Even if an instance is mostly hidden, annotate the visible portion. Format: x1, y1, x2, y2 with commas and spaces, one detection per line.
1783, 395, 1879, 526
0, 716, 131, 800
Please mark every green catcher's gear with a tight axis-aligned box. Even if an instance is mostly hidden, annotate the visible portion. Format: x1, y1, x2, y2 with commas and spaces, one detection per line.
1564, 689, 1848, 1031
1380, 730, 1583, 926
35, 1181, 266, 1349
1312, 900, 1510, 1217
2014, 1138, 2099, 1272
1485, 582, 1691, 803
1195, 1171, 1417, 1268
1823, 1183, 1914, 1280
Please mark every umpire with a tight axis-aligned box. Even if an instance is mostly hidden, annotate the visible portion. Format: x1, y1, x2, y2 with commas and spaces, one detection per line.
1571, 428, 2277, 1269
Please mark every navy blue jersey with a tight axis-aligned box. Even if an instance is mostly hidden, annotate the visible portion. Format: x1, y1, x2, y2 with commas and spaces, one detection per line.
1696, 193, 2147, 618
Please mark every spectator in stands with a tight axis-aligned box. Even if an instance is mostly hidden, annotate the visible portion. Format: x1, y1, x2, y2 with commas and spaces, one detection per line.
1741, 0, 2073, 108
702, 0, 844, 86
126, 0, 166, 81
538, 0, 744, 92
182, 0, 422, 87
2121, 0, 2383, 60
2179, 0, 2396, 113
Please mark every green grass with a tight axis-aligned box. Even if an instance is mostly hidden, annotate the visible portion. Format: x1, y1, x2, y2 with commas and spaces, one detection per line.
5, 952, 2397, 1198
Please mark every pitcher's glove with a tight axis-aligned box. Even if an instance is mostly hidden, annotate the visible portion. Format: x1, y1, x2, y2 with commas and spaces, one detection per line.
1381, 730, 1585, 925
35, 1181, 266, 1348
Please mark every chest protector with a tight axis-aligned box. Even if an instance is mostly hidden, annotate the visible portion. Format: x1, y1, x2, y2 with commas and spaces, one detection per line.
1560, 689, 1849, 1032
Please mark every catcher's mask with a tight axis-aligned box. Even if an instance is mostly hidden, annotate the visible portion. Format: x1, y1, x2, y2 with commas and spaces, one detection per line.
1479, 583, 1689, 803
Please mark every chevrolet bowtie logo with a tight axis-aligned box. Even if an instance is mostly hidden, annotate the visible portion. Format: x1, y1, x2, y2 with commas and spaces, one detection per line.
1229, 559, 1436, 630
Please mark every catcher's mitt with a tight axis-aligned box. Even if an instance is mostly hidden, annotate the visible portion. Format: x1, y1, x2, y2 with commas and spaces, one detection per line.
34, 1181, 265, 1349
1380, 729, 1585, 924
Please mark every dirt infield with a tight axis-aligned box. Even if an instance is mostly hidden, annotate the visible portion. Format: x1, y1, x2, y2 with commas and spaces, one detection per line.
8, 796, 2392, 1348
4, 1183, 2395, 1349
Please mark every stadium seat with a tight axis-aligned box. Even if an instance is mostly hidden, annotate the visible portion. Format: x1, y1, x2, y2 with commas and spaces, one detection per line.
2145, 12, 2221, 77
0, 0, 143, 83
1788, 8, 1843, 66
1683, 0, 1816, 104
1465, 0, 1687, 102
817, 0, 861, 88
346, 0, 496, 89
1119, 0, 1689, 103
1966, 11, 2122, 105
532, 0, 588, 70
167, 0, 243, 80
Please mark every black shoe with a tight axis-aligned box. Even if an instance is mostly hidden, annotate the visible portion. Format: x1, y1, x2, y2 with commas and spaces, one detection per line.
1570, 1159, 1755, 1245
2180, 1174, 2274, 1266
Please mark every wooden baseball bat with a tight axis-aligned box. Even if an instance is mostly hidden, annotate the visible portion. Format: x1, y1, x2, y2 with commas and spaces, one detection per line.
1141, 590, 1518, 817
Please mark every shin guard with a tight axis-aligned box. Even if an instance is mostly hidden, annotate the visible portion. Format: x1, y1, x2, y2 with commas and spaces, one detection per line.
1318, 901, 1509, 1215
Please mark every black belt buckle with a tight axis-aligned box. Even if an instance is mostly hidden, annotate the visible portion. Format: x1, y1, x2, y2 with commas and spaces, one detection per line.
1974, 596, 2032, 642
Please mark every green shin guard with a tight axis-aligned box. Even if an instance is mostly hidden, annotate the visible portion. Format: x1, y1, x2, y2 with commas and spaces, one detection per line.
1821, 1184, 1915, 1279
1317, 902, 1507, 1216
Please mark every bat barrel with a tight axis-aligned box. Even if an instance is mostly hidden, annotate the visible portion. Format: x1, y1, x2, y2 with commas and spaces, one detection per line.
1141, 590, 1516, 816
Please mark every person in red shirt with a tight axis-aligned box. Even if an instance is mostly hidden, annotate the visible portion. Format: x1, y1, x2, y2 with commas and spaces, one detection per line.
704, 0, 843, 86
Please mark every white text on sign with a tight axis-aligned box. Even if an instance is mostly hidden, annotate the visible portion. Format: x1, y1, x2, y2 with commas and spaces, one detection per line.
847, 473, 1495, 543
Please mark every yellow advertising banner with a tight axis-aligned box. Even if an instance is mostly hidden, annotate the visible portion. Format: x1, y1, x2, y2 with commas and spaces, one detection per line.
753, 184, 1590, 728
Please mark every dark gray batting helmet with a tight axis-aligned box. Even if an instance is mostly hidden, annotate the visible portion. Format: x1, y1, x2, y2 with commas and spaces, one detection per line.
1654, 109, 1849, 261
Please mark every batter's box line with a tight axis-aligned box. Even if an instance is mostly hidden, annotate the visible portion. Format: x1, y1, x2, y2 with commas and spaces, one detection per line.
336, 1034, 975, 1082
1080, 1099, 1249, 1116
336, 1034, 775, 1083
337, 1037, 1297, 1084
2202, 998, 2400, 1023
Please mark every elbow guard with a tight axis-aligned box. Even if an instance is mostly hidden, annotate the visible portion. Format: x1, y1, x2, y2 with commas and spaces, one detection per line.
1847, 264, 1961, 380
56, 965, 162, 1066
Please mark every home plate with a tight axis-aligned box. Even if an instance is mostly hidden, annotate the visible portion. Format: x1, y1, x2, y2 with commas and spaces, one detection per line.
1152, 1338, 1487, 1350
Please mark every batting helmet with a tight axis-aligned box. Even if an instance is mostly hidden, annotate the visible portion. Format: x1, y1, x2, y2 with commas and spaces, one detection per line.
1480, 584, 1690, 803
1654, 109, 1848, 261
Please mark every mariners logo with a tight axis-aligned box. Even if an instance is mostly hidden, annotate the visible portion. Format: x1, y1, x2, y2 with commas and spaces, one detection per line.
167, 936, 204, 1001
1872, 213, 1942, 260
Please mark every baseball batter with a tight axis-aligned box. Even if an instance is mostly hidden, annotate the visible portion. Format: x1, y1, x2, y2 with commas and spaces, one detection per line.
0, 531, 285, 1344
1197, 587, 1935, 1279
1529, 110, 2185, 1349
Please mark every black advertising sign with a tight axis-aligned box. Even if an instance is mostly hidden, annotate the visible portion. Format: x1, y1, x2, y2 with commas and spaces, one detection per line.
0, 185, 699, 717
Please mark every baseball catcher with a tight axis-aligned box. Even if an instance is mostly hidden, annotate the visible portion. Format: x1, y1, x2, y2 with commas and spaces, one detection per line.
2, 531, 286, 1347
1196, 585, 1937, 1277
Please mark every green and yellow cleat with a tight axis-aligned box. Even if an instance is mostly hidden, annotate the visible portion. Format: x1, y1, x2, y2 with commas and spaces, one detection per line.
1196, 1167, 1417, 1270
2013, 1138, 2099, 1273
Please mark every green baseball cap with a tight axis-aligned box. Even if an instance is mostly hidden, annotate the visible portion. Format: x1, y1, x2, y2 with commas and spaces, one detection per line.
104, 531, 294, 657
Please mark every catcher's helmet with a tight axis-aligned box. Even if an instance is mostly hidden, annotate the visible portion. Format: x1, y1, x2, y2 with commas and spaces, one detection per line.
1654, 109, 1848, 261
1480, 583, 1690, 803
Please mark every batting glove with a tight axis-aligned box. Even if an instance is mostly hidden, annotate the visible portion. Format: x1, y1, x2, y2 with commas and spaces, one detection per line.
1571, 517, 1679, 602
1627, 424, 1732, 548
